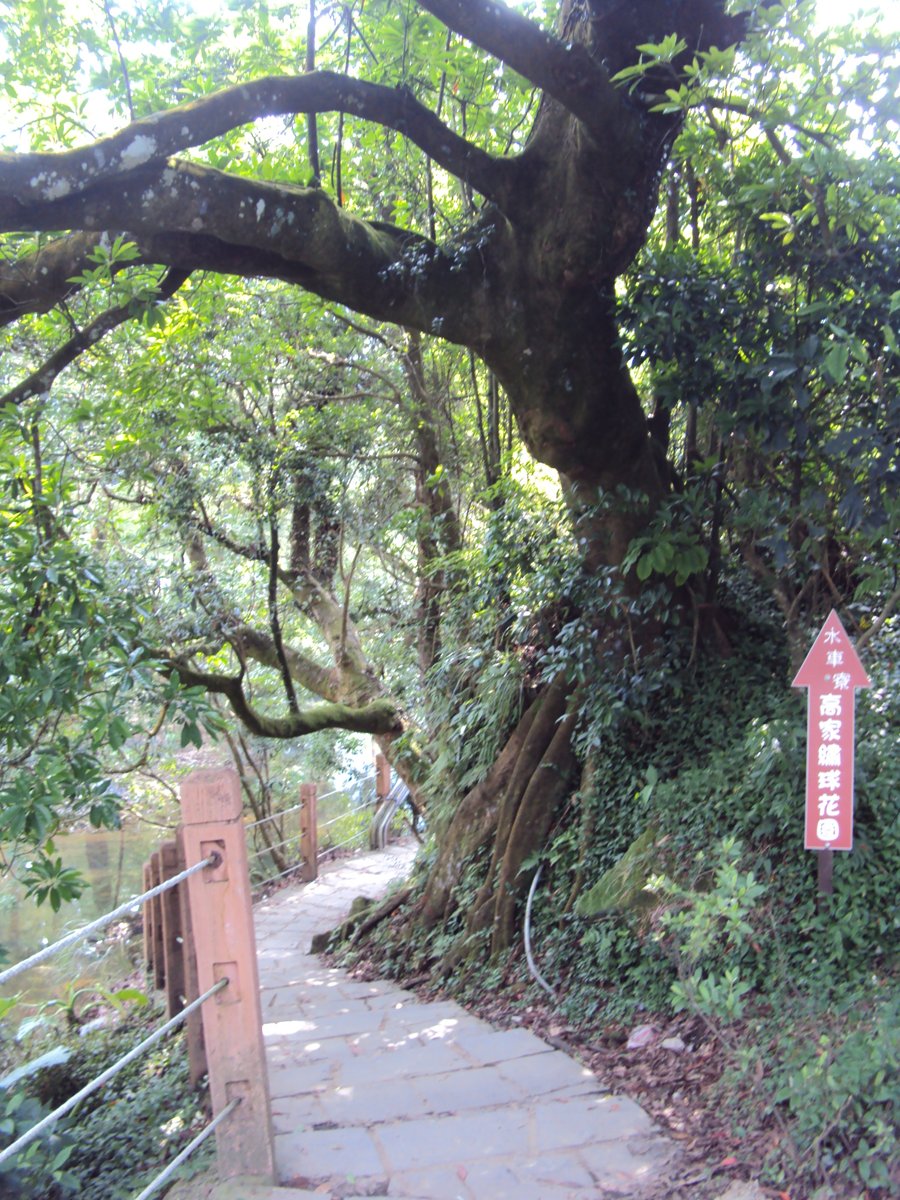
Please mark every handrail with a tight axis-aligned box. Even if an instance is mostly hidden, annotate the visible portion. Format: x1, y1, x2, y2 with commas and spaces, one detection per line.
132, 1096, 241, 1200
317, 833, 367, 859
0, 853, 218, 989
249, 778, 373, 819
370, 779, 410, 850
248, 832, 299, 859
245, 799, 303, 830
0, 977, 228, 1169
0, 765, 394, 1191
318, 810, 360, 830
247, 773, 381, 886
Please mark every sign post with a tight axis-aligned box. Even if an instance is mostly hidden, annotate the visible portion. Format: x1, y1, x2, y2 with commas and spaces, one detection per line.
791, 610, 870, 896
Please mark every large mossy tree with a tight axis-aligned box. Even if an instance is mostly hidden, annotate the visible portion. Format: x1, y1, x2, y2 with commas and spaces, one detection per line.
1, 1, 897, 956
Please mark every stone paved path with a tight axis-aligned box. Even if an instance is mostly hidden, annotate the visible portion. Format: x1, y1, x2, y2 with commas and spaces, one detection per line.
240, 840, 673, 1200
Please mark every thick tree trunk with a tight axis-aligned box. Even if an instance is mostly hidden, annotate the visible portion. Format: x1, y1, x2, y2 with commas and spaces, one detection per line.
410, 671, 579, 963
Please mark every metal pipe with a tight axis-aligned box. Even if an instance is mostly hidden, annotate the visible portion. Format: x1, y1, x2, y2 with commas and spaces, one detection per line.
524, 863, 557, 1001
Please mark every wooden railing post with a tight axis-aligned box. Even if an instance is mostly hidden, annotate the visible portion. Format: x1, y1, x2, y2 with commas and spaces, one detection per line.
159, 840, 185, 1019
299, 782, 318, 882
175, 827, 207, 1087
179, 768, 274, 1182
375, 754, 390, 802
142, 859, 155, 982
144, 851, 165, 990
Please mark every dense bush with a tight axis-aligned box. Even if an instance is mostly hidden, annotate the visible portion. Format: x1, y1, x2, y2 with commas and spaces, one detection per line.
6, 1010, 210, 1200
0, 1083, 75, 1199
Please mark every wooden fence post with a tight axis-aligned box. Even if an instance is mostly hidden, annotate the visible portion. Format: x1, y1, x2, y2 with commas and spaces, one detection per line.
159, 840, 185, 1019
145, 851, 165, 990
375, 754, 390, 802
299, 782, 318, 882
179, 768, 275, 1182
176, 828, 207, 1087
142, 860, 155, 982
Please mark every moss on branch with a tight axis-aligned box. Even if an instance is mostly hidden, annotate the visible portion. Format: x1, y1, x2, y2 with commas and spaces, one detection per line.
166, 660, 402, 737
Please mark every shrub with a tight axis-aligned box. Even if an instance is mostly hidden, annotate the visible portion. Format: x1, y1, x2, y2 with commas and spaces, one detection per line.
25, 1009, 210, 1200
761, 989, 899, 1197
0, 1082, 76, 1198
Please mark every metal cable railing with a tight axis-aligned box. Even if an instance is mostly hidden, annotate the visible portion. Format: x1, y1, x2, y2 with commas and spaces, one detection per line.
1, 767, 400, 1194
255, 859, 307, 885
247, 778, 381, 881
0, 978, 227, 1170
245, 785, 356, 825
316, 804, 370, 859
317, 832, 365, 859
0, 848, 239, 1196
0, 853, 218, 989
245, 799, 303, 831
132, 1096, 241, 1200
248, 832, 300, 859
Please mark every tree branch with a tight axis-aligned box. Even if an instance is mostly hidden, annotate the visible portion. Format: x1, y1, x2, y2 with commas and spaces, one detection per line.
416, 0, 629, 142
0, 232, 108, 323
266, 506, 301, 714
0, 72, 511, 208
0, 267, 189, 410
856, 584, 900, 653
229, 624, 339, 702
0, 166, 507, 345
165, 659, 401, 738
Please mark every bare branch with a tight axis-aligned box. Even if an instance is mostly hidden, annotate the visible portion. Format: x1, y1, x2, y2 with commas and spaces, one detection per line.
266, 505, 301, 715
857, 585, 900, 653
102, 0, 135, 122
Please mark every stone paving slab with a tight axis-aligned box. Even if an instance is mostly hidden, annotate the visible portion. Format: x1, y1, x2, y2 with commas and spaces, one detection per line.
245, 840, 673, 1199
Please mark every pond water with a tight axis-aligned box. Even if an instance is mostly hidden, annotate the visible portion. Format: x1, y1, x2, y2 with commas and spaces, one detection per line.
0, 824, 174, 1006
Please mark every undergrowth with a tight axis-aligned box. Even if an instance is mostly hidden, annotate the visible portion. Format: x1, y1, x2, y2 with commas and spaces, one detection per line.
1, 1005, 211, 1199
345, 608, 899, 1198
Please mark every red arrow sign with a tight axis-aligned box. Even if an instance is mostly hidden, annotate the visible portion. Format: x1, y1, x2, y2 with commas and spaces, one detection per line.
792, 610, 870, 851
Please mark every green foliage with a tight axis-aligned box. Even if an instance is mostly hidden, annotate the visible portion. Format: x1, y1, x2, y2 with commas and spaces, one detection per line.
621, 512, 708, 587
17, 854, 84, 914
765, 992, 899, 1196
0, 1081, 76, 1198
552, 915, 673, 1027
24, 1013, 210, 1200
0, 17, 896, 1200
0, 484, 222, 898
319, 806, 370, 856
575, 824, 661, 917
610, 34, 688, 92
423, 470, 572, 802
653, 837, 766, 1023
0, 487, 141, 895
9, 984, 148, 1039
